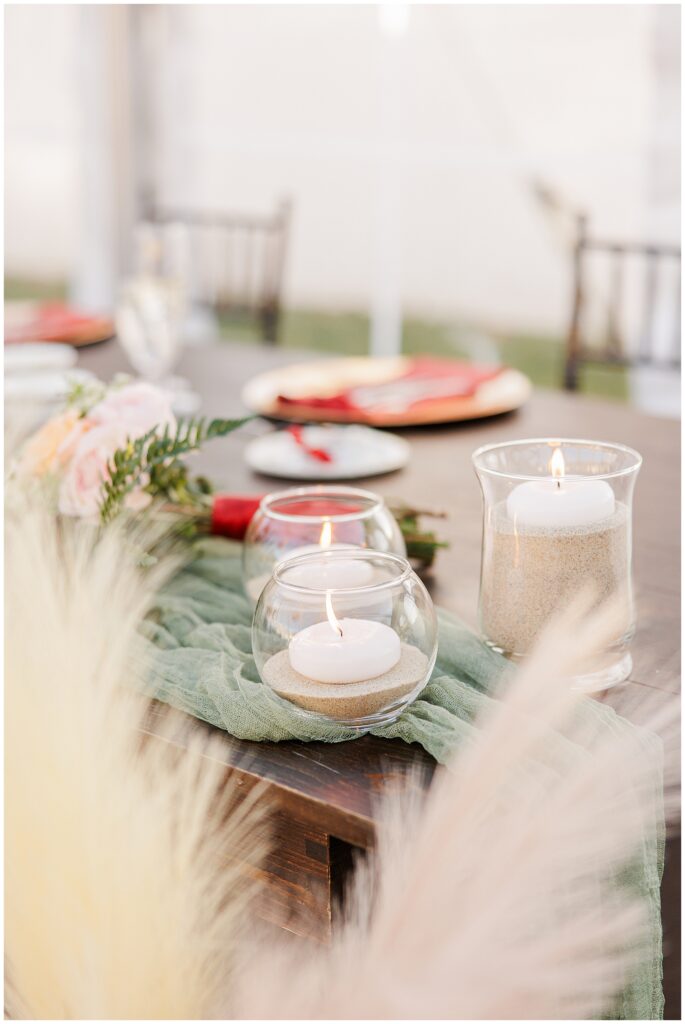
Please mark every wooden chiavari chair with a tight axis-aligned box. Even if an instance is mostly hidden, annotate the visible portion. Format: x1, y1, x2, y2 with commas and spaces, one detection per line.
152, 199, 291, 344
564, 214, 681, 390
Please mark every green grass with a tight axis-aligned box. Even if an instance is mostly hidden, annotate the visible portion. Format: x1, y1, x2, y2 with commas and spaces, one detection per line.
5, 277, 628, 401
4, 276, 67, 302
498, 332, 628, 401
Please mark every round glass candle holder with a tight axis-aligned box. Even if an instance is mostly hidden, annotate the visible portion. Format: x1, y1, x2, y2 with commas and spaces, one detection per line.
252, 550, 437, 731
242, 485, 406, 605
472, 438, 642, 691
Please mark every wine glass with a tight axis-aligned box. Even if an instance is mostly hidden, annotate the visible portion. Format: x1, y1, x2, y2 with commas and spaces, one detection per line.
116, 223, 186, 383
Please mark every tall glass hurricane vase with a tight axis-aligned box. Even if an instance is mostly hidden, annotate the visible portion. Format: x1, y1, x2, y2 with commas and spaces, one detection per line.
472, 438, 641, 691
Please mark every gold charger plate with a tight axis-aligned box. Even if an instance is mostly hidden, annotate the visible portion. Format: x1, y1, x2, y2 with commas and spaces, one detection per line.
241, 357, 532, 427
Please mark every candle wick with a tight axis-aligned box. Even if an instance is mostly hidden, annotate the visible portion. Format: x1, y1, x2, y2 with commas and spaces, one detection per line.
556, 479, 561, 490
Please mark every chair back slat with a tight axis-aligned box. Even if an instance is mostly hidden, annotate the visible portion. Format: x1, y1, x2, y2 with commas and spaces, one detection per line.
638, 252, 659, 364
565, 215, 681, 389
606, 248, 624, 361
151, 200, 291, 344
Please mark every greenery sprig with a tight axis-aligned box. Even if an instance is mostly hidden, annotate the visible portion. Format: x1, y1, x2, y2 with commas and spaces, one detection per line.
389, 503, 449, 569
165, 497, 449, 570
100, 416, 251, 523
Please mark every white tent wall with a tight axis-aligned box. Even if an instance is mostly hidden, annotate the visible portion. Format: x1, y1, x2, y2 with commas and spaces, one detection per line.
5, 4, 81, 280
4, 4, 680, 339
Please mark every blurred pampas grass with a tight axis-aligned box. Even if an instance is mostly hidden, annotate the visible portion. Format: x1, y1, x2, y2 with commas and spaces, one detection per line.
5, 496, 268, 1019
5, 477, 667, 1019
237, 599, 665, 1020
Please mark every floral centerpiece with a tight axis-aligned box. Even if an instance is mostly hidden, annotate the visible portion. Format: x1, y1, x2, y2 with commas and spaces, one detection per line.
16, 377, 447, 565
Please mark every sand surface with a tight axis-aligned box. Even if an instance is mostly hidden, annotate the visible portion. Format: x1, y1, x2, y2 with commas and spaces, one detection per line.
263, 643, 429, 720
480, 501, 631, 655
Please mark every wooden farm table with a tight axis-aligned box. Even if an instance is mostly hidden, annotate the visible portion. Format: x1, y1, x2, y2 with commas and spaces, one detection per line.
79, 339, 681, 1011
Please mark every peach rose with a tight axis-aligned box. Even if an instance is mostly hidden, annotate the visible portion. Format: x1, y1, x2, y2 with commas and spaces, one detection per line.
18, 410, 92, 477
90, 382, 176, 436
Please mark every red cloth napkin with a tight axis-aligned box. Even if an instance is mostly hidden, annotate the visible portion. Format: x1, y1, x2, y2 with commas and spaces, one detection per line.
4, 302, 113, 346
210, 494, 363, 540
287, 425, 333, 463
276, 357, 502, 418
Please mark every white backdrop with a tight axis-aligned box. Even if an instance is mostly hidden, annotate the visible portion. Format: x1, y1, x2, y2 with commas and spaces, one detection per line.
5, 4, 680, 338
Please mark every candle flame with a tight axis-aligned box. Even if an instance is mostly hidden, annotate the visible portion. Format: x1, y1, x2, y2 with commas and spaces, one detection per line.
550, 448, 565, 481
325, 590, 343, 637
319, 520, 332, 548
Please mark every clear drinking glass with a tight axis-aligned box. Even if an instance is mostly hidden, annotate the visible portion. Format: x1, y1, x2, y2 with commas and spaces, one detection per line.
252, 550, 437, 730
116, 222, 187, 382
242, 485, 406, 605
472, 438, 642, 691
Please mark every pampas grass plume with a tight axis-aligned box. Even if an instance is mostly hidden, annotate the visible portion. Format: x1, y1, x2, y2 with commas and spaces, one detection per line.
5, 498, 268, 1019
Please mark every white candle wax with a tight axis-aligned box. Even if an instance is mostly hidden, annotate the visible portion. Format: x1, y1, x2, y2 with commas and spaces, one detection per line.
506, 476, 615, 529
282, 543, 374, 589
289, 617, 401, 683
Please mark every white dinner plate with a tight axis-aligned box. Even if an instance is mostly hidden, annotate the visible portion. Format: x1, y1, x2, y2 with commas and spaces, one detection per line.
4, 342, 77, 374
245, 424, 411, 480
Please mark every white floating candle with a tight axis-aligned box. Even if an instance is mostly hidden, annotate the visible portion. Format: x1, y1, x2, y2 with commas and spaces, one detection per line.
288, 592, 401, 684
283, 545, 374, 588
506, 448, 615, 529
281, 521, 374, 589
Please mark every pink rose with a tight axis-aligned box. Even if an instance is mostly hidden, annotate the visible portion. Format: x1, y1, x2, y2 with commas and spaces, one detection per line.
56, 382, 175, 517
90, 382, 176, 437
58, 422, 131, 518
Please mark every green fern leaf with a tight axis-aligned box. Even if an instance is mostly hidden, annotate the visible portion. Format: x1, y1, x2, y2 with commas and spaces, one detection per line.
99, 415, 251, 524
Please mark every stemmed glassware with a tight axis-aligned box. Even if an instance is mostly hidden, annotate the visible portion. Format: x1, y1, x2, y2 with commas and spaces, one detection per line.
116, 223, 197, 410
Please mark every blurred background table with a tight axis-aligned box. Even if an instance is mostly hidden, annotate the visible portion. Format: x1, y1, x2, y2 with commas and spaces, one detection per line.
79, 338, 680, 1015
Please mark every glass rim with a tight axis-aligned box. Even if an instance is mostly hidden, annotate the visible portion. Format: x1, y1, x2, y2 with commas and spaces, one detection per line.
259, 484, 384, 523
273, 548, 413, 594
471, 437, 643, 482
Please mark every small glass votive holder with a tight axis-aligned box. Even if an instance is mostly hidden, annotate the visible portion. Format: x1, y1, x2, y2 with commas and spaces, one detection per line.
472, 438, 642, 691
242, 485, 406, 605
252, 550, 438, 731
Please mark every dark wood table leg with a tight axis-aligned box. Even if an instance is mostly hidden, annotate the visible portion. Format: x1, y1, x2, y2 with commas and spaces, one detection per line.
247, 810, 336, 943
251, 822, 365, 943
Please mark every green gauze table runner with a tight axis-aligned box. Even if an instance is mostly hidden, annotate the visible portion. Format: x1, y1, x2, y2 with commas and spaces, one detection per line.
139, 537, 664, 1019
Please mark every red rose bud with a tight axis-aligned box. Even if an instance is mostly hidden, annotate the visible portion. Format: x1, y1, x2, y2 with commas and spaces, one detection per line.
210, 494, 263, 540
209, 493, 365, 540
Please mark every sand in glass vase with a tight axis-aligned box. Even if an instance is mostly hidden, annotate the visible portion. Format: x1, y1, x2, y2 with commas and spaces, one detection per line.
263, 645, 429, 721
479, 502, 633, 657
